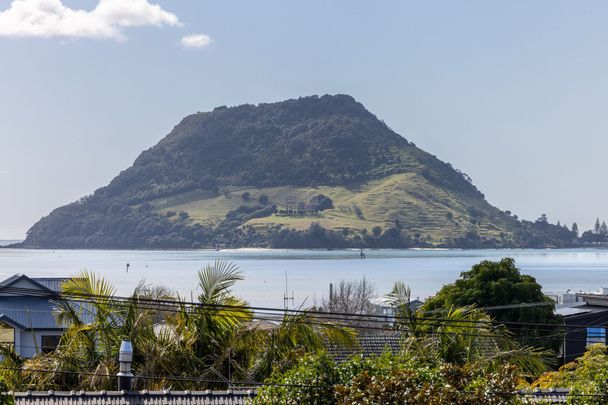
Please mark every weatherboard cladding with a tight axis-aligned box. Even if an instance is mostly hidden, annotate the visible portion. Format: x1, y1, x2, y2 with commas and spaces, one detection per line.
0, 297, 64, 330
13, 391, 256, 405
0, 275, 95, 331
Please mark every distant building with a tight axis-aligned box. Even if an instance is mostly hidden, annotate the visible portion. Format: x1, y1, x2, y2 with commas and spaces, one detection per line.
0, 274, 75, 357
546, 290, 584, 306
557, 288, 608, 362
370, 297, 424, 325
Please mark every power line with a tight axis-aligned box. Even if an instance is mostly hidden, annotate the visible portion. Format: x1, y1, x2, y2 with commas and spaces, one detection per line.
4, 285, 608, 348
1, 280, 606, 396
0, 289, 588, 350
0, 285, 581, 330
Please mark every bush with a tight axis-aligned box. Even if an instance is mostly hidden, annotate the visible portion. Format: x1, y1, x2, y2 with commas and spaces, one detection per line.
256, 352, 522, 405
533, 344, 608, 404
254, 354, 340, 404
0, 377, 13, 405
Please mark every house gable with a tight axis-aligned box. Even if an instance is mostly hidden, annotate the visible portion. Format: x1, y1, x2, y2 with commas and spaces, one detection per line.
0, 274, 56, 297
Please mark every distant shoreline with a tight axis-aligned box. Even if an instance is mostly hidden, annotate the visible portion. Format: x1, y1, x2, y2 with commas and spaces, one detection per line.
3, 245, 608, 252
0, 240, 23, 247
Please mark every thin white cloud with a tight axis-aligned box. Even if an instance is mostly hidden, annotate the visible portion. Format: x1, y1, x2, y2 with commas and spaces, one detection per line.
0, 0, 181, 40
180, 33, 212, 49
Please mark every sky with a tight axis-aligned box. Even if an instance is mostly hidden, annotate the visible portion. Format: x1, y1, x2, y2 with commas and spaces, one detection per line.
1, 1, 608, 239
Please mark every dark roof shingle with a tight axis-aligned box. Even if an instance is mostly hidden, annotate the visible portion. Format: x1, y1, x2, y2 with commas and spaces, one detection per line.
327, 335, 402, 363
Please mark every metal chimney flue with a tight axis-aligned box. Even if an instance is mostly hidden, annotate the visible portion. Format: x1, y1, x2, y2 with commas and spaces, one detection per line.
117, 340, 133, 391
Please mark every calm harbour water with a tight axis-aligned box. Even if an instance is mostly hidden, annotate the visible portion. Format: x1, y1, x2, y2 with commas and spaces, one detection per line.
1, 248, 608, 308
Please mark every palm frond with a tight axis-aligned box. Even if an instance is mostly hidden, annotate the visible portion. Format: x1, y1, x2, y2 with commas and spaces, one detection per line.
197, 260, 244, 305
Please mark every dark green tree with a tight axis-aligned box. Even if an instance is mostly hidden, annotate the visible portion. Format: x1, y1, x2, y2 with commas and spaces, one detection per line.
422, 258, 563, 353
595, 218, 601, 234
572, 222, 579, 238
372, 226, 382, 237
601, 221, 608, 237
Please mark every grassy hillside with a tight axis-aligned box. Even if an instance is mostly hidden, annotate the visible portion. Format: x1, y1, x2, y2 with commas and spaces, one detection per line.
157, 172, 514, 244
18, 95, 575, 249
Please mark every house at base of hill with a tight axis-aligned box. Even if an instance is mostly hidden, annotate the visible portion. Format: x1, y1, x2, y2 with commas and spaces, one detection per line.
0, 274, 71, 358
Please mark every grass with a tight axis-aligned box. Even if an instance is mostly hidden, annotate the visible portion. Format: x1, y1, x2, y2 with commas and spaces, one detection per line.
157, 173, 513, 243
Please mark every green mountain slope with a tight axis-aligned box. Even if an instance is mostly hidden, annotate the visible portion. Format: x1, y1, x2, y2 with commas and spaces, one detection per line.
18, 95, 575, 249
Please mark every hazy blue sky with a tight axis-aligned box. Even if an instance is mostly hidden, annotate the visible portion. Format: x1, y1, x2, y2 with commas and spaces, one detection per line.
1, 1, 607, 239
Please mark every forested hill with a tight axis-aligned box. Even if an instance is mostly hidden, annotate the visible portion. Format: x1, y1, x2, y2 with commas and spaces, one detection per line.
18, 95, 576, 249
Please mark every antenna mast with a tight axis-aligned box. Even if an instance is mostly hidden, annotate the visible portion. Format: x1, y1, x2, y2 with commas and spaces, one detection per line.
283, 270, 294, 313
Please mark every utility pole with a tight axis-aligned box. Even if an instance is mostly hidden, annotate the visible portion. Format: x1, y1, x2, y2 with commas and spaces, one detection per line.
329, 283, 334, 313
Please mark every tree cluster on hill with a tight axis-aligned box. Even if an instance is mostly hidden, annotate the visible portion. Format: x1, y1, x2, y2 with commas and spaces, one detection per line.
510, 214, 578, 248
579, 217, 608, 244
269, 222, 418, 249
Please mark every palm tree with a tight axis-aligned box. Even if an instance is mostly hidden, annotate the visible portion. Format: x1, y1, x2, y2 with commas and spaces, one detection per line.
413, 305, 551, 377
385, 281, 420, 335
2, 261, 358, 391
161, 260, 254, 387
386, 282, 551, 377
24, 271, 160, 390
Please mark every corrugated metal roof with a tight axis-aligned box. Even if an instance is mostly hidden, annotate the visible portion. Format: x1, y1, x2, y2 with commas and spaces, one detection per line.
0, 297, 95, 330
557, 304, 608, 317
0, 297, 62, 329
557, 307, 591, 317
0, 275, 94, 331
31, 278, 69, 292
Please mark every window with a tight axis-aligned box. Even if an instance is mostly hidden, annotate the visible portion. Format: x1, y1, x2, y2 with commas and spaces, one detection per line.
586, 327, 606, 345
0, 323, 14, 346
41, 335, 60, 353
